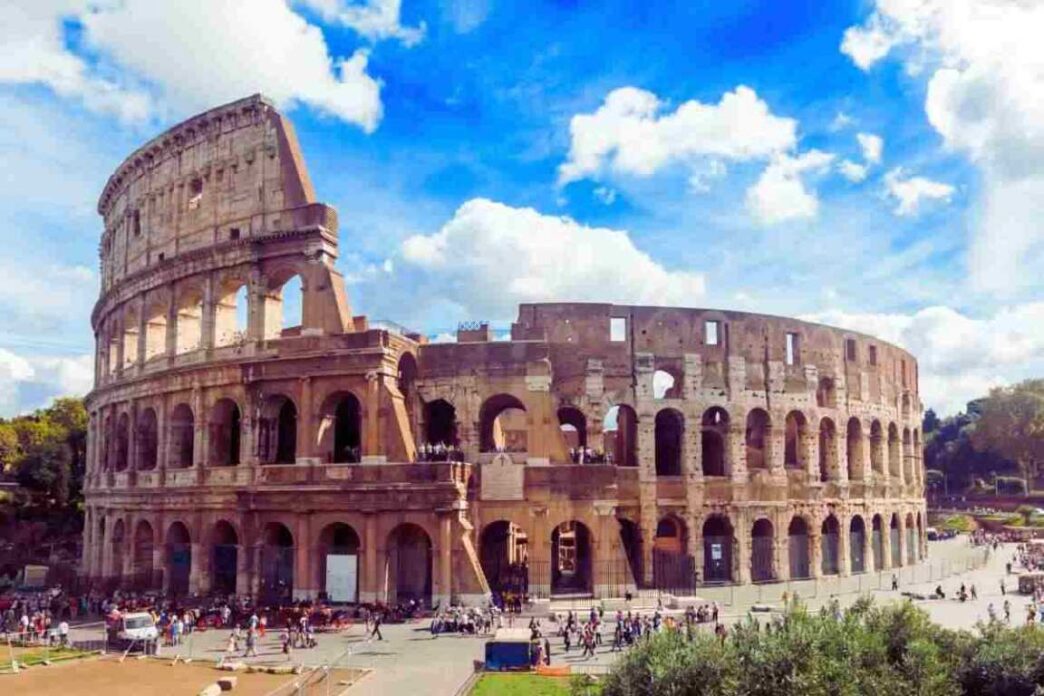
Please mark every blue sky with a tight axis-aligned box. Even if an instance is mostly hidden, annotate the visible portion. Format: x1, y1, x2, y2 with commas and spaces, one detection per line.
1, 0, 1043, 417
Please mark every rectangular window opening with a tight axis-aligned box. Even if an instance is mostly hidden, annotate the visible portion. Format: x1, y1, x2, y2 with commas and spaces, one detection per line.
704, 320, 720, 346
610, 317, 627, 343
845, 338, 857, 362
869, 345, 878, 366
229, 227, 240, 241
785, 332, 798, 366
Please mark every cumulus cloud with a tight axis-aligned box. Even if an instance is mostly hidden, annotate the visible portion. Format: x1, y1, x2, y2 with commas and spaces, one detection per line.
884, 167, 954, 216
807, 303, 1044, 417
839, 160, 868, 183
297, 0, 426, 46
745, 150, 834, 225
557, 85, 797, 186
841, 0, 1044, 293
857, 132, 883, 164
0, 0, 383, 131
399, 198, 706, 318
0, 349, 92, 417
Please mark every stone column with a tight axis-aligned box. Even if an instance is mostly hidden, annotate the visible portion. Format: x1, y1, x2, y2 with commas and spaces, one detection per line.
774, 534, 789, 582
127, 402, 139, 474
201, 274, 216, 351
297, 377, 314, 461
810, 529, 823, 579
165, 288, 178, 357
896, 515, 908, 568
728, 423, 746, 482
136, 308, 148, 368
436, 513, 453, 606
880, 521, 893, 571
294, 513, 313, 600
735, 509, 751, 585
768, 425, 786, 479
803, 428, 819, 481
192, 386, 205, 468
689, 513, 703, 586
838, 514, 851, 577
361, 513, 378, 603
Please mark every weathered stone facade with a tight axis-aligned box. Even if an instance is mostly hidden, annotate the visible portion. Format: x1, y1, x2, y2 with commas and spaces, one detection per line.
83, 95, 927, 606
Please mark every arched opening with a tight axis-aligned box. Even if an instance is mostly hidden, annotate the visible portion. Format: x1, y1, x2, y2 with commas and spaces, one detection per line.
259, 522, 294, 604
557, 406, 587, 454
745, 408, 770, 470
208, 399, 241, 466
122, 308, 140, 368
890, 514, 902, 567
397, 353, 417, 421
906, 513, 916, 564
259, 395, 297, 464
166, 521, 192, 596
479, 521, 529, 598
604, 405, 637, 467
653, 369, 680, 399
318, 523, 361, 603
916, 512, 924, 560
903, 428, 913, 482
846, 418, 864, 481
870, 420, 884, 475
479, 394, 528, 453
821, 515, 840, 575
317, 392, 362, 463
654, 408, 684, 476
872, 514, 884, 571
214, 279, 249, 347
701, 407, 729, 477
653, 516, 694, 593
264, 272, 304, 339
751, 518, 775, 582
850, 515, 867, 573
210, 520, 239, 595
816, 376, 837, 408
387, 523, 432, 605
784, 410, 806, 469
114, 413, 130, 472
901, 393, 911, 421
110, 519, 126, 580
136, 408, 158, 470
702, 515, 733, 583
424, 399, 458, 450
788, 517, 810, 579
618, 518, 643, 589
143, 299, 167, 361
133, 520, 155, 588
818, 418, 837, 482
170, 404, 195, 469
551, 521, 593, 595
174, 285, 204, 354
913, 430, 922, 484
888, 424, 901, 478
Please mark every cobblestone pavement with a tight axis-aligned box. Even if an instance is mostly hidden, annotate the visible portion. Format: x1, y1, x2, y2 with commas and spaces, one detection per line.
62, 538, 1023, 695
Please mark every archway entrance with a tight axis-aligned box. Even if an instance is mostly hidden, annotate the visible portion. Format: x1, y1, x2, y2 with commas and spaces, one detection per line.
654, 409, 684, 476
551, 521, 592, 596
702, 516, 733, 583
618, 519, 643, 590
318, 393, 362, 463
166, 522, 192, 596
259, 523, 294, 604
111, 519, 126, 581
259, 395, 297, 464
209, 399, 241, 466
424, 399, 458, 448
133, 520, 155, 589
319, 523, 361, 603
850, 516, 867, 573
604, 405, 637, 467
751, 519, 775, 582
211, 521, 238, 595
872, 515, 884, 571
652, 517, 694, 593
480, 394, 528, 452
701, 408, 729, 476
821, 516, 840, 575
479, 521, 529, 599
387, 524, 432, 605
788, 517, 810, 579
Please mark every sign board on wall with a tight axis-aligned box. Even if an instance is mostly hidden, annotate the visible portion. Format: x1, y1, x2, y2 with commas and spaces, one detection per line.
325, 554, 358, 603
481, 454, 524, 501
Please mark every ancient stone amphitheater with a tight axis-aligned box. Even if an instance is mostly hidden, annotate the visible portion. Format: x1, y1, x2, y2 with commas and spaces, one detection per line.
82, 95, 927, 606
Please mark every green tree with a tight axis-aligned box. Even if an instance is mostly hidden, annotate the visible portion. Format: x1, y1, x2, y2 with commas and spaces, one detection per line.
970, 380, 1044, 490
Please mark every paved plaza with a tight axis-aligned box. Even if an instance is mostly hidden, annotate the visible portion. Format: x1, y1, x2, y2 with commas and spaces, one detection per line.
57, 538, 1025, 695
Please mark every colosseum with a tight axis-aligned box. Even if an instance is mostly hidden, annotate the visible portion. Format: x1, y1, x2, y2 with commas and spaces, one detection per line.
82, 94, 927, 607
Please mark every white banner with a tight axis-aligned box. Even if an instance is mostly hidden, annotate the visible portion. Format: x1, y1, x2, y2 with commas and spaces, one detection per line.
325, 554, 357, 603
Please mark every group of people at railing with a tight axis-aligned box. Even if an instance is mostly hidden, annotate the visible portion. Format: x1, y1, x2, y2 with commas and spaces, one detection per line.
416, 441, 466, 462
568, 447, 610, 464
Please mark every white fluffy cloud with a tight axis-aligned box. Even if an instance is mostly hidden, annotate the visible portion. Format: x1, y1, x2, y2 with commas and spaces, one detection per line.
839, 160, 868, 183
745, 150, 834, 225
857, 132, 883, 164
400, 198, 706, 318
558, 85, 797, 186
297, 0, 425, 46
808, 303, 1044, 417
842, 0, 1044, 294
884, 167, 954, 216
0, 349, 92, 417
0, 0, 383, 131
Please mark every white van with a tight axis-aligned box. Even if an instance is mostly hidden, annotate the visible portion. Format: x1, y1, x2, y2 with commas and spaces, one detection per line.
111, 612, 159, 647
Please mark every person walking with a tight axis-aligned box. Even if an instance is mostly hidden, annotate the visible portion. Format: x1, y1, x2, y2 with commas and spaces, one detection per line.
1004, 600, 1012, 623
370, 612, 383, 641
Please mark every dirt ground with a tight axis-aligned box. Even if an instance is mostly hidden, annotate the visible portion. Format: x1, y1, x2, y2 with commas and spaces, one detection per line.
1, 655, 369, 695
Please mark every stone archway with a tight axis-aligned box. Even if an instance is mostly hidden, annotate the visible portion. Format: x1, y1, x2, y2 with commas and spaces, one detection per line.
479, 521, 529, 597
318, 522, 361, 603
387, 523, 432, 605
551, 521, 593, 595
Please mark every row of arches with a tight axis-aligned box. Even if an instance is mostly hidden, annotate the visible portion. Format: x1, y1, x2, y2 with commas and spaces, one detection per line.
94, 517, 434, 605
98, 271, 305, 377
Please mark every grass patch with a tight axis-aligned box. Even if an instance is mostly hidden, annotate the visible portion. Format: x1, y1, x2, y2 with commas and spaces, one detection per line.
469, 673, 575, 696
6, 646, 91, 668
